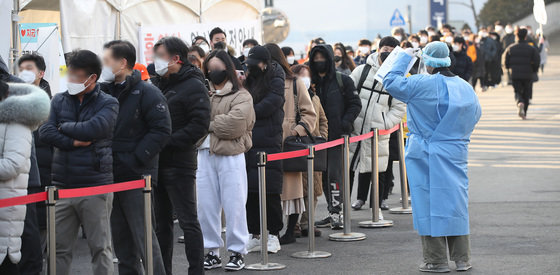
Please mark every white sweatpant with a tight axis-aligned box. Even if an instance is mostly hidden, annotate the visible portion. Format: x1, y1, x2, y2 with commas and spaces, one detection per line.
196, 149, 249, 254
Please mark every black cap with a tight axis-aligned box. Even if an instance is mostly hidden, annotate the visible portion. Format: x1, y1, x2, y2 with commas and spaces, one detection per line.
244, 45, 270, 66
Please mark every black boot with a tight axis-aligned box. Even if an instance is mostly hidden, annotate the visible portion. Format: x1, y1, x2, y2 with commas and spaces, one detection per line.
280, 214, 298, 245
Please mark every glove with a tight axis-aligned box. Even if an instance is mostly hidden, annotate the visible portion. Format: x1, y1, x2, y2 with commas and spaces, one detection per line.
404, 48, 421, 58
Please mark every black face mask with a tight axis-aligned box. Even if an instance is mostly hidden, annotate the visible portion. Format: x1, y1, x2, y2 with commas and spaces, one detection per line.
313, 61, 328, 73
334, 56, 342, 63
208, 70, 227, 85
248, 65, 263, 76
379, 52, 391, 63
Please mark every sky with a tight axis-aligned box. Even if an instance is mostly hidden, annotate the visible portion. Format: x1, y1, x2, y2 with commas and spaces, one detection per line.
274, 0, 488, 54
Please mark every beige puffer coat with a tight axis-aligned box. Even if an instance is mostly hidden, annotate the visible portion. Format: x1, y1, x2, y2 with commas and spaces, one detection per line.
208, 81, 255, 156
349, 52, 406, 173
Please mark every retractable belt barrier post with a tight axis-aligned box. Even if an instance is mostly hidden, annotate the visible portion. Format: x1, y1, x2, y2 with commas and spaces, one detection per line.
246, 152, 286, 271
390, 122, 412, 214
292, 146, 331, 259
46, 186, 57, 275
329, 135, 367, 242
143, 175, 154, 275
360, 128, 393, 228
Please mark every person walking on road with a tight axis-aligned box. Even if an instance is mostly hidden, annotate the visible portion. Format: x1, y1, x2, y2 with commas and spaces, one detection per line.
502, 28, 540, 120
383, 41, 481, 273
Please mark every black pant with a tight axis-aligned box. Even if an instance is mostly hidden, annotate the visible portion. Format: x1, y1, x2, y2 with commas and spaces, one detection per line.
155, 169, 204, 275
19, 187, 43, 275
112, 188, 166, 275
1, 258, 19, 275
322, 146, 343, 214
349, 170, 390, 207
512, 79, 532, 113
246, 192, 283, 236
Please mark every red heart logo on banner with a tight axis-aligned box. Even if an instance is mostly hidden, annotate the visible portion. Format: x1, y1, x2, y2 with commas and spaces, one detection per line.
21, 29, 26, 37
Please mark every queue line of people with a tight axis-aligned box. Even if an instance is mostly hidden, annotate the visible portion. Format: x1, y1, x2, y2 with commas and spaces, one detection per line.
1, 21, 537, 274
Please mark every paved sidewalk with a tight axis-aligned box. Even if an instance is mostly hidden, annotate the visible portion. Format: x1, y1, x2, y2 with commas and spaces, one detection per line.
69, 56, 560, 275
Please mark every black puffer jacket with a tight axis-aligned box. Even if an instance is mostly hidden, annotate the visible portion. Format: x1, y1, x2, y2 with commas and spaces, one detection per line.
39, 84, 119, 187
451, 49, 473, 81
152, 64, 210, 172
245, 62, 286, 194
309, 44, 361, 141
101, 70, 172, 183
503, 40, 540, 80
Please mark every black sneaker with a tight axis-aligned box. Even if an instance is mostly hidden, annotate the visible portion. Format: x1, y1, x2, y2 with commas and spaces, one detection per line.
203, 251, 221, 270
315, 216, 332, 228
225, 252, 245, 271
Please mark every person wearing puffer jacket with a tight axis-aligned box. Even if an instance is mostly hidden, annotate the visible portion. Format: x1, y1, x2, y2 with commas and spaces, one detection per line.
0, 81, 50, 274
348, 37, 406, 212
197, 50, 255, 271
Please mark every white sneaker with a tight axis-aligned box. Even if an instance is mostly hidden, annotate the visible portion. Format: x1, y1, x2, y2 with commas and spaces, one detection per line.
267, 235, 281, 254
379, 209, 384, 220
246, 236, 261, 253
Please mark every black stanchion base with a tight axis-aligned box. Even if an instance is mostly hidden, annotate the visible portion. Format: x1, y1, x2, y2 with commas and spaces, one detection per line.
328, 232, 367, 242
291, 250, 331, 259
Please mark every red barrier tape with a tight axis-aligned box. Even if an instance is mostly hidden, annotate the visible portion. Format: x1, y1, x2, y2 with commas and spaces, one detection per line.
267, 148, 309, 162
315, 138, 344, 151
267, 122, 408, 162
349, 131, 374, 143
58, 179, 145, 199
0, 192, 47, 209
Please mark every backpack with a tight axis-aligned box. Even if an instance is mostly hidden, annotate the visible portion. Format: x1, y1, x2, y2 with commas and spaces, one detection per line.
355, 64, 393, 106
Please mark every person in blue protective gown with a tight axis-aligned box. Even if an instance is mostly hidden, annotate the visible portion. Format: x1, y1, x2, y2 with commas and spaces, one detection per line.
383, 41, 481, 273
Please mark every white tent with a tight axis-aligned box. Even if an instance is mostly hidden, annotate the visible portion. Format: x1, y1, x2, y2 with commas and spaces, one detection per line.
14, 0, 262, 55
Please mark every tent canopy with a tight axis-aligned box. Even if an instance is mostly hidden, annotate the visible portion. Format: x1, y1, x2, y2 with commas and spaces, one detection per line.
18, 0, 262, 54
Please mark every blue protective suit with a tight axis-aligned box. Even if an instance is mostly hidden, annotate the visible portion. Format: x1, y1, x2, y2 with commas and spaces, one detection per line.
383, 52, 482, 237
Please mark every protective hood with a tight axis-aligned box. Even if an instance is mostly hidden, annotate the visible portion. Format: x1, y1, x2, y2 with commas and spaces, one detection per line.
0, 83, 51, 130
309, 44, 336, 79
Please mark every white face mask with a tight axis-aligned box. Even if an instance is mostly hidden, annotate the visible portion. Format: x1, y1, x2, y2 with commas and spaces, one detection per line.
394, 35, 402, 42
358, 46, 370, 55
67, 75, 93, 95
301, 76, 311, 89
199, 43, 210, 54
428, 31, 436, 37
444, 36, 454, 43
287, 55, 296, 64
154, 57, 171, 76
243, 47, 251, 57
495, 25, 503, 33
479, 32, 488, 38
411, 41, 420, 49
452, 44, 461, 52
420, 36, 428, 44
18, 70, 36, 84
505, 26, 513, 34
100, 65, 121, 83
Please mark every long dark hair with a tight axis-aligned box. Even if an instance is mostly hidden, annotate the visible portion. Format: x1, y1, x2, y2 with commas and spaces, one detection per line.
202, 49, 241, 92
264, 43, 294, 80
243, 52, 273, 104
334, 44, 356, 71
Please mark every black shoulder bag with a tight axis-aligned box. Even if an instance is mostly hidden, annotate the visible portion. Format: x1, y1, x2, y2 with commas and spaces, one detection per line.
282, 78, 327, 172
